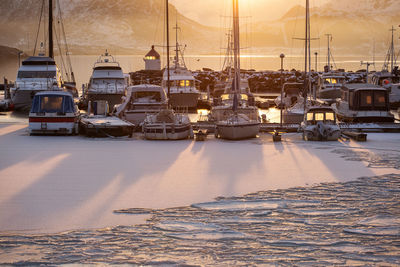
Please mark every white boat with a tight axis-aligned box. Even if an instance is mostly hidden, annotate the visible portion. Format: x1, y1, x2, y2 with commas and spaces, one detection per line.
115, 84, 168, 126
214, 0, 260, 140
161, 21, 199, 110
11, 56, 63, 111
84, 50, 126, 112
332, 83, 394, 123
29, 90, 79, 135
300, 106, 340, 141
142, 109, 192, 140
369, 70, 400, 109
316, 72, 346, 102
215, 113, 259, 140
142, 0, 192, 140
275, 82, 307, 124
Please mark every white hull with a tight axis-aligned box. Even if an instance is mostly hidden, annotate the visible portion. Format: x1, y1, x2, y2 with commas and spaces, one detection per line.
11, 89, 45, 111
303, 126, 340, 141
216, 122, 259, 140
29, 121, 78, 135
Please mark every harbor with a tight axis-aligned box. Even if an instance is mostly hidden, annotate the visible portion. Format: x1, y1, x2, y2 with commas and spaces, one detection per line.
1, 0, 400, 265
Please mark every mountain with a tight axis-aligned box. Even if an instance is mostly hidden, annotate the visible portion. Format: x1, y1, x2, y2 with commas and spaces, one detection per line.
0, 0, 219, 55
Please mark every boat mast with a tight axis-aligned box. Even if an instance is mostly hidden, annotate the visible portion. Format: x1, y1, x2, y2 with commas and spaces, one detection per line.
390, 25, 395, 72
175, 15, 179, 69
325, 34, 331, 72
49, 0, 53, 59
303, 0, 309, 111
166, 0, 170, 105
233, 0, 240, 93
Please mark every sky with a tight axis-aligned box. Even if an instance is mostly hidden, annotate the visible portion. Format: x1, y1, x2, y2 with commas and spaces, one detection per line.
169, 0, 331, 27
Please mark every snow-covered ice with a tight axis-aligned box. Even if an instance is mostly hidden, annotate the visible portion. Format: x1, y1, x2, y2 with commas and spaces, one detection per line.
0, 121, 399, 234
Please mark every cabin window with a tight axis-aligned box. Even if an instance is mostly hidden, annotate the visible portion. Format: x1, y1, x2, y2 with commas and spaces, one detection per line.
179, 80, 192, 87
360, 91, 373, 108
40, 96, 63, 112
325, 112, 335, 121
315, 113, 324, 121
306, 112, 314, 121
374, 91, 386, 107
18, 71, 57, 79
133, 91, 161, 102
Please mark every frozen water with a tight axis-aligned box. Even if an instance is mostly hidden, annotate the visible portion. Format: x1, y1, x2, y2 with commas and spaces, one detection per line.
1, 174, 399, 265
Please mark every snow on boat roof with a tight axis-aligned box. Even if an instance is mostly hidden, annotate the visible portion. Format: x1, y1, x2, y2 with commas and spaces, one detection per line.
35, 91, 73, 97
128, 84, 163, 91
342, 83, 385, 91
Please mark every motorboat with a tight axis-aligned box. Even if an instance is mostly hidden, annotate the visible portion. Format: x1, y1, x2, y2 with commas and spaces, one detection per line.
274, 82, 307, 124
316, 72, 346, 102
369, 70, 400, 109
115, 84, 168, 126
83, 50, 126, 112
161, 21, 199, 110
29, 90, 79, 135
332, 83, 394, 123
300, 106, 340, 141
11, 56, 63, 111
142, 108, 193, 140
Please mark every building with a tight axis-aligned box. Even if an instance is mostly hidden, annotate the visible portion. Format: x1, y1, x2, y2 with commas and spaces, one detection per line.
144, 45, 161, 71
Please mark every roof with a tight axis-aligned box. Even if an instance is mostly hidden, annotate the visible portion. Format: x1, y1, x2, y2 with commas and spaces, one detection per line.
342, 83, 385, 91
35, 90, 73, 97
128, 84, 163, 92
22, 56, 56, 65
145, 45, 160, 59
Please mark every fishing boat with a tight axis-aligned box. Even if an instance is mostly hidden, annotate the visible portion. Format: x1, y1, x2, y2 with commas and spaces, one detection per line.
161, 20, 199, 110
332, 83, 394, 123
115, 84, 168, 126
215, 0, 260, 140
83, 50, 126, 112
29, 90, 79, 135
142, 0, 192, 140
300, 106, 340, 141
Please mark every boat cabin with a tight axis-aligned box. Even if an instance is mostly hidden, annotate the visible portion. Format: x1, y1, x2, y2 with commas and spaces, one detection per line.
369, 71, 400, 86
341, 84, 389, 111
305, 107, 337, 124
29, 91, 79, 135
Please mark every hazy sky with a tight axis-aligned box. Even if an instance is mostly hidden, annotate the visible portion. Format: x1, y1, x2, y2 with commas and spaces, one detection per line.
169, 0, 330, 26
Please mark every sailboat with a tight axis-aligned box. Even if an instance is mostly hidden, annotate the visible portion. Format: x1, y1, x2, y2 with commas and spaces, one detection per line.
142, 0, 193, 140
215, 0, 260, 140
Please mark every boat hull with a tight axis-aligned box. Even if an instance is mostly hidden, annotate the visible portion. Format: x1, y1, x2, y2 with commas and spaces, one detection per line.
317, 87, 341, 100
216, 122, 260, 140
169, 92, 199, 109
11, 89, 43, 111
143, 123, 192, 140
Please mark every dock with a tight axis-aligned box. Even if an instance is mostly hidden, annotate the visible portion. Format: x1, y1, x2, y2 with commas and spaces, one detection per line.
79, 115, 134, 137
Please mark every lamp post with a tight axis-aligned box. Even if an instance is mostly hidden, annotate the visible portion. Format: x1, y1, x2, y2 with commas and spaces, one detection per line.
280, 53, 285, 128
314, 52, 318, 72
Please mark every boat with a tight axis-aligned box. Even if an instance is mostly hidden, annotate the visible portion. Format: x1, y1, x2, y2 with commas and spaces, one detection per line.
215, 0, 260, 140
83, 50, 126, 112
369, 69, 400, 109
161, 20, 199, 110
275, 82, 307, 124
11, 56, 63, 111
300, 106, 340, 141
332, 83, 394, 123
316, 72, 346, 102
29, 90, 79, 135
114, 84, 168, 126
142, 0, 192, 140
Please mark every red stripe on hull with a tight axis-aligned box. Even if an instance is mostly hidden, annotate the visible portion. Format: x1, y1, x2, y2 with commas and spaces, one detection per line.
29, 117, 76, 123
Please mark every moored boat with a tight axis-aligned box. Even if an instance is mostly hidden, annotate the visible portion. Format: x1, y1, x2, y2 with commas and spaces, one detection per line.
332, 83, 394, 123
300, 106, 340, 141
29, 90, 79, 135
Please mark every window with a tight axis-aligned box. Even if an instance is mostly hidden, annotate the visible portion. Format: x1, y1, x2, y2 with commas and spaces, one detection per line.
315, 113, 324, 121
145, 56, 156, 60
360, 91, 373, 108
325, 112, 335, 121
133, 91, 161, 102
374, 91, 386, 107
306, 112, 314, 121
18, 71, 57, 79
179, 80, 193, 87
40, 96, 63, 112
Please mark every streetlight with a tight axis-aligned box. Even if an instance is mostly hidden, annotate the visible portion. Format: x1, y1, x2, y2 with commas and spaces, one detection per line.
280, 53, 285, 128
314, 52, 318, 72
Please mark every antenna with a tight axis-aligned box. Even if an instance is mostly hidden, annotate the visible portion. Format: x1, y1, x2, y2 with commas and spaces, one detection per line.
361, 61, 375, 83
